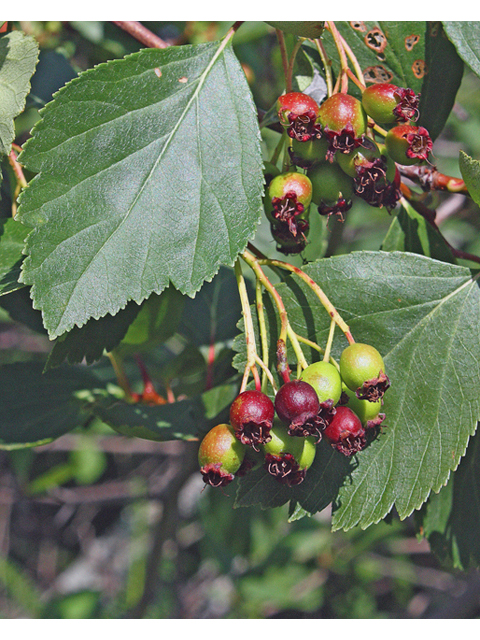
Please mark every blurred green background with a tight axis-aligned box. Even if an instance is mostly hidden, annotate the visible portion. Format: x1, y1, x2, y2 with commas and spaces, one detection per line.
1, 21, 480, 619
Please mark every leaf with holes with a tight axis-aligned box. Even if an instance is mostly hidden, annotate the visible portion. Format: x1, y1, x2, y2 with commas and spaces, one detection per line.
322, 22, 426, 99
16, 39, 264, 340
233, 252, 480, 529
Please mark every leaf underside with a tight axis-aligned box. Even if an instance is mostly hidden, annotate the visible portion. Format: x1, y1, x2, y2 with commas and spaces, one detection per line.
17, 41, 264, 339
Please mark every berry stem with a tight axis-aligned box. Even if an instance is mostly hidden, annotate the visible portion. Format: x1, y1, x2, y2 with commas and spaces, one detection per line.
293, 333, 341, 370
326, 21, 349, 93
340, 34, 365, 89
234, 258, 261, 393
323, 317, 336, 363
315, 38, 334, 97
255, 278, 270, 392
107, 350, 134, 401
250, 252, 355, 345
276, 29, 291, 92
286, 38, 305, 95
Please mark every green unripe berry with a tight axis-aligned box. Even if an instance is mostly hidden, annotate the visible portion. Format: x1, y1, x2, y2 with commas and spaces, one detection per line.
342, 385, 382, 425
340, 343, 389, 402
308, 161, 354, 206
290, 136, 329, 169
300, 361, 342, 405
262, 422, 316, 471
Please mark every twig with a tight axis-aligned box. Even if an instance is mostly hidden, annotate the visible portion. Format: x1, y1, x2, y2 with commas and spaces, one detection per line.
112, 21, 170, 49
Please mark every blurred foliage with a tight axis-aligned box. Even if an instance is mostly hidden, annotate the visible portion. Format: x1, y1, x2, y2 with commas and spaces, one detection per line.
1, 20, 480, 620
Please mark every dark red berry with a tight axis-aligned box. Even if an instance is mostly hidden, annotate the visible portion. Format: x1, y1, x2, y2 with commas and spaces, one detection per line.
323, 406, 366, 456
229, 390, 275, 450
277, 92, 322, 142
274, 379, 325, 439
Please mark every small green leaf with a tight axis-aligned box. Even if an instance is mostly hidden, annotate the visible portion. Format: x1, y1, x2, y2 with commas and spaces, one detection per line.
45, 300, 142, 369
265, 22, 325, 39
92, 382, 237, 442
0, 361, 101, 446
443, 22, 480, 77
381, 201, 456, 264
0, 30, 39, 155
459, 150, 480, 207
0, 216, 29, 295
17, 40, 264, 339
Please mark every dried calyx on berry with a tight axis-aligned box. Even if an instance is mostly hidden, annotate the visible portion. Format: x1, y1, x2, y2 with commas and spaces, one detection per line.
318, 93, 367, 161
262, 422, 316, 486
277, 91, 322, 142
340, 386, 386, 431
323, 405, 366, 456
274, 379, 325, 440
308, 161, 354, 222
385, 124, 432, 165
340, 343, 390, 403
266, 172, 312, 237
270, 218, 309, 255
362, 83, 420, 124
289, 136, 329, 169
198, 423, 246, 488
336, 137, 400, 210
229, 389, 275, 450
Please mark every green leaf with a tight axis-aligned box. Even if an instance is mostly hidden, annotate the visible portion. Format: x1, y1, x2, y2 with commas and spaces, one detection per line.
265, 22, 325, 39
121, 287, 185, 349
0, 361, 101, 446
91, 381, 238, 442
418, 22, 464, 141
322, 22, 426, 99
443, 22, 480, 77
16, 40, 264, 339
0, 30, 39, 155
45, 299, 142, 369
416, 425, 480, 570
234, 252, 480, 528
459, 150, 480, 207
381, 201, 456, 264
0, 216, 29, 295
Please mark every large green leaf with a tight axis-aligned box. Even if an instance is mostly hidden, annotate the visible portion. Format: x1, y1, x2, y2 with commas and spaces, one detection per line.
16, 39, 264, 340
0, 30, 39, 155
443, 22, 480, 77
415, 426, 480, 571
0, 361, 100, 447
234, 252, 480, 529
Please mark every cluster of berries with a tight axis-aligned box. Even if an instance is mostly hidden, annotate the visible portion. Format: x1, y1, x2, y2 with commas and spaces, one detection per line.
265, 84, 432, 254
198, 342, 389, 489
